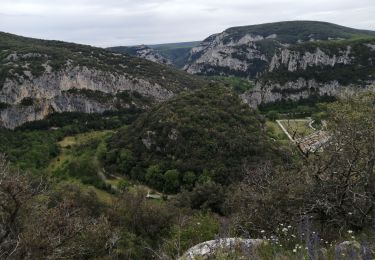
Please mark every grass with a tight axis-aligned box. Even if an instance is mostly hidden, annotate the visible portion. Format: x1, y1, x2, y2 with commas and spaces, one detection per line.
266, 121, 288, 141
58, 130, 113, 148
278, 119, 315, 140
48, 130, 114, 188
49, 129, 167, 202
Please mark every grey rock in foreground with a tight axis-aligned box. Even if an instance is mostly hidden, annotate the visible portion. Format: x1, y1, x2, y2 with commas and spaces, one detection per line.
180, 238, 264, 260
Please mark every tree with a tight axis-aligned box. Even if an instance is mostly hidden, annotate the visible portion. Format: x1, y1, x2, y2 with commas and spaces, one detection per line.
145, 165, 164, 190
0, 154, 43, 258
301, 93, 375, 235
0, 155, 115, 258
183, 171, 196, 190
117, 148, 135, 175
164, 169, 180, 193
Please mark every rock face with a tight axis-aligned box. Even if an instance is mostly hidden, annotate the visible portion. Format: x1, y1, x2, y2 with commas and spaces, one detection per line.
183, 21, 375, 106
128, 45, 172, 65
108, 45, 172, 65
0, 65, 174, 129
0, 65, 174, 104
184, 32, 270, 77
241, 79, 375, 107
269, 46, 352, 72
180, 238, 264, 260
0, 95, 113, 129
0, 32, 205, 129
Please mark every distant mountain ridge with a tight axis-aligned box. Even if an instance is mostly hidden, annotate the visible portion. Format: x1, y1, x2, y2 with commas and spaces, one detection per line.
184, 21, 375, 76
2, 20, 375, 128
182, 21, 375, 106
107, 45, 172, 65
0, 32, 205, 128
108, 41, 201, 68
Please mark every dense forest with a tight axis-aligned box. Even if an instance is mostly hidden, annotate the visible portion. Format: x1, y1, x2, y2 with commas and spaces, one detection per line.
0, 86, 374, 259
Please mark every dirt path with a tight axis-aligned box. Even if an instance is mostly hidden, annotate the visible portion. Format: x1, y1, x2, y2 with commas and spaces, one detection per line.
276, 120, 295, 142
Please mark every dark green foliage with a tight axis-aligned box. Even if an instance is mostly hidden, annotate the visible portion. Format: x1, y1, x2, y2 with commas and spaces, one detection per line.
205, 76, 255, 94
259, 95, 336, 117
105, 86, 280, 192
0, 128, 62, 170
0, 102, 9, 110
163, 169, 180, 193
53, 153, 109, 190
0, 108, 144, 171
20, 97, 34, 106
177, 181, 226, 214
117, 179, 131, 191
53, 155, 108, 190
18, 109, 142, 132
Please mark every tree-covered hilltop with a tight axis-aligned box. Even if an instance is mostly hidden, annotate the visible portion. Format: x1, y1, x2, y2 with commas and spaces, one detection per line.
104, 85, 286, 193
223, 20, 375, 44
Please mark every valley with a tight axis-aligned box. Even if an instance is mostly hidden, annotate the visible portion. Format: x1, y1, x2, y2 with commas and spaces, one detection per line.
0, 20, 374, 259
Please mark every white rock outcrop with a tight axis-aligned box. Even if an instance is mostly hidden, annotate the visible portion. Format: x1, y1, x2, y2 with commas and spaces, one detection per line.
184, 32, 268, 74
241, 79, 375, 107
180, 238, 264, 260
0, 65, 174, 128
269, 46, 352, 72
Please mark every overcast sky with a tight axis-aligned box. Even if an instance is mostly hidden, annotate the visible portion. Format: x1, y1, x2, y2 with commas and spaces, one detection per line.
0, 0, 374, 47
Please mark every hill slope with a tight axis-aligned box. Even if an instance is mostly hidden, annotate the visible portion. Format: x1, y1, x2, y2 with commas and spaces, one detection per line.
104, 86, 281, 192
0, 32, 205, 128
150, 41, 201, 68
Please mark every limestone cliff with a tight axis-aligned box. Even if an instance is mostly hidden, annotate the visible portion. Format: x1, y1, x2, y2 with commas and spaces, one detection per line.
241, 79, 375, 108
0, 65, 174, 128
0, 32, 205, 128
183, 21, 375, 105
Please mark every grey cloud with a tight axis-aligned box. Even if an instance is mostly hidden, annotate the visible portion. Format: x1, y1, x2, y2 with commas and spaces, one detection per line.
0, 0, 374, 47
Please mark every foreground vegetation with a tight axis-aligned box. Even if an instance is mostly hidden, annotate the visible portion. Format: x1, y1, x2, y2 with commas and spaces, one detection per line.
0, 89, 374, 259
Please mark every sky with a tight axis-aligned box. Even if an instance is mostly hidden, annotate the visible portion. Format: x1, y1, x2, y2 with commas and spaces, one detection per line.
0, 0, 374, 47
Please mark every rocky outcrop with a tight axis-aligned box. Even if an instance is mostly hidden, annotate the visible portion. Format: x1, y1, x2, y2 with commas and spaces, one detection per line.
0, 65, 173, 105
0, 65, 175, 128
269, 46, 352, 72
184, 32, 269, 76
130, 45, 172, 65
108, 45, 172, 65
180, 238, 264, 260
183, 22, 375, 105
241, 79, 375, 107
0, 94, 114, 129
